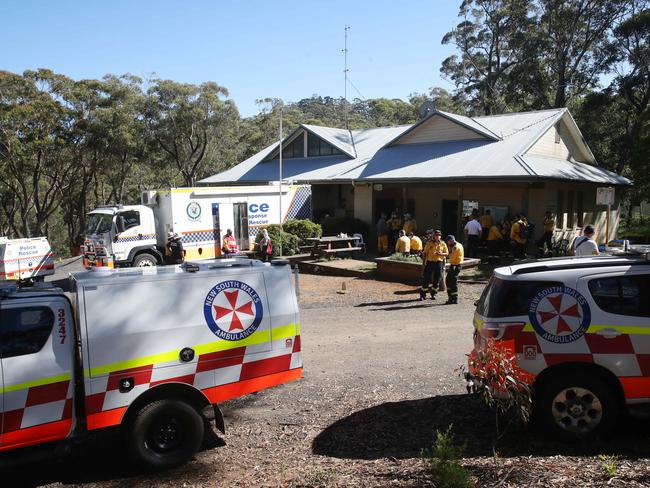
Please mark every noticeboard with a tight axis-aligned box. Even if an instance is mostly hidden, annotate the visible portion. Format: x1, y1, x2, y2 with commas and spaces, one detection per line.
596, 187, 615, 206
462, 200, 479, 216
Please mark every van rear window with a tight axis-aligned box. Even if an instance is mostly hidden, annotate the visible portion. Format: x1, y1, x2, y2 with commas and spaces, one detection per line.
477, 277, 563, 318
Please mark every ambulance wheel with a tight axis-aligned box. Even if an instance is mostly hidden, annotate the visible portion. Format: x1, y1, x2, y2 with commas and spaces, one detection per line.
128, 399, 204, 470
535, 373, 618, 440
133, 253, 157, 267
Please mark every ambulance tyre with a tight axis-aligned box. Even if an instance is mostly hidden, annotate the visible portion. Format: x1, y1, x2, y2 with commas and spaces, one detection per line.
536, 373, 618, 441
133, 253, 158, 267
128, 399, 205, 470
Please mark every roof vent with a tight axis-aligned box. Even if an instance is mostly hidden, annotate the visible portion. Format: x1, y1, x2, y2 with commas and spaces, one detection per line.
418, 100, 435, 119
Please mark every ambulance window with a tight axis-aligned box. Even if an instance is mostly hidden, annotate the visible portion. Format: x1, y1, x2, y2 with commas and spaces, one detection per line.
588, 274, 650, 317
477, 278, 563, 317
119, 210, 140, 230
0, 307, 54, 358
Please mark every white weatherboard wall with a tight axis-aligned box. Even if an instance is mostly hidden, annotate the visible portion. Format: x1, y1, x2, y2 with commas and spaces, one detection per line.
527, 121, 587, 163
396, 115, 485, 144
353, 184, 373, 225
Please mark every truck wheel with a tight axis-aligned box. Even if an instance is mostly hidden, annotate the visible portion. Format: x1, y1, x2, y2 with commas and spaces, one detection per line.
128, 399, 204, 470
133, 253, 157, 267
535, 373, 619, 440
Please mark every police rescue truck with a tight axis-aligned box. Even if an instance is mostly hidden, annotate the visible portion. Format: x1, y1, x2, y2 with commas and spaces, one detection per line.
83, 185, 312, 268
0, 258, 302, 468
470, 253, 650, 439
0, 237, 54, 283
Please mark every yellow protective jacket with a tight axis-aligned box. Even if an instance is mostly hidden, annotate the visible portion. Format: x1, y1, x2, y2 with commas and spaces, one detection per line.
423, 240, 448, 263
448, 242, 464, 265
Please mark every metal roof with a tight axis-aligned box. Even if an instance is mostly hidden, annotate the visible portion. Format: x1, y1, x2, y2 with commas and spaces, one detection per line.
199, 108, 630, 186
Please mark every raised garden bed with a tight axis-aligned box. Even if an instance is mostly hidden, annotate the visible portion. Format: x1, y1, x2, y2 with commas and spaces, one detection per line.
375, 256, 482, 285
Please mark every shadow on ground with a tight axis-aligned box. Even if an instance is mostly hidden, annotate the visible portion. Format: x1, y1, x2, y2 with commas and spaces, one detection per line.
0, 426, 225, 487
312, 394, 650, 461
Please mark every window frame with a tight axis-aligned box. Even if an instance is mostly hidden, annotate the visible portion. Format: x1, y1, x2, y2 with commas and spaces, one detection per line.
556, 190, 565, 229
587, 272, 650, 318
0, 306, 55, 358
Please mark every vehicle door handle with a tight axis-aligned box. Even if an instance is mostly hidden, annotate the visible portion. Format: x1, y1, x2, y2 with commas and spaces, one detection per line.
596, 328, 621, 338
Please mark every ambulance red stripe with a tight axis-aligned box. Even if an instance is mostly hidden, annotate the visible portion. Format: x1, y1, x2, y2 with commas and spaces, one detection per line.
0, 419, 72, 451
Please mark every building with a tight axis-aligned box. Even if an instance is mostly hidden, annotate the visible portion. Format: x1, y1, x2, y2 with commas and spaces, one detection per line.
201, 108, 630, 244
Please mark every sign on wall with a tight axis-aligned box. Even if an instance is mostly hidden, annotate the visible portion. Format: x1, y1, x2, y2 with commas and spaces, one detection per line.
462, 200, 479, 216
596, 187, 615, 206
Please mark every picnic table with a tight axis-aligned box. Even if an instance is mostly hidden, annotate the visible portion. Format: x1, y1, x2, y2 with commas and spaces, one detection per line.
304, 236, 363, 257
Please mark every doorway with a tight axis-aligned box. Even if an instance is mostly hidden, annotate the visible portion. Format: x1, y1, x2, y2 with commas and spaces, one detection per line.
441, 200, 459, 237
233, 202, 249, 251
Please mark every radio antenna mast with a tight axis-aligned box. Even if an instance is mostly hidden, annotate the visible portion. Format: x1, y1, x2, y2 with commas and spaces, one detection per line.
343, 25, 350, 130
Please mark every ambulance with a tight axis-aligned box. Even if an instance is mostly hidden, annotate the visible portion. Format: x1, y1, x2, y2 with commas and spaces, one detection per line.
470, 253, 650, 439
0, 258, 302, 468
0, 237, 54, 283
83, 185, 312, 268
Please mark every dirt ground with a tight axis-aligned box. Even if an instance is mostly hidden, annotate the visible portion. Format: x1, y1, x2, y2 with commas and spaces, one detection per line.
9, 269, 650, 487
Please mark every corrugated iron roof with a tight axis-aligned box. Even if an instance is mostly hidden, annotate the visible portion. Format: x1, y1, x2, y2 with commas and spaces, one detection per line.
199, 108, 630, 186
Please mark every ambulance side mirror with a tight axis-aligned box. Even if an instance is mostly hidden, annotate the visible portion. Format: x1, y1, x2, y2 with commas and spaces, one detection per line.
116, 216, 125, 234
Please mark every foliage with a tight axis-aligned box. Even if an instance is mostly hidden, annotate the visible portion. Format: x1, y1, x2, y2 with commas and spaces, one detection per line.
598, 454, 618, 478
421, 425, 473, 488
388, 252, 423, 263
282, 219, 322, 242
618, 216, 650, 242
320, 216, 369, 240
254, 224, 300, 257
463, 338, 532, 438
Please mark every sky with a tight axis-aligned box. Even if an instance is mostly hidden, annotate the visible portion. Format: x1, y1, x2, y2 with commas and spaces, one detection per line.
1, 0, 461, 117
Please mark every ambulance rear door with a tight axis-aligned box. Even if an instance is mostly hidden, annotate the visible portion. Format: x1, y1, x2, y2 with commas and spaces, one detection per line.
0, 295, 75, 450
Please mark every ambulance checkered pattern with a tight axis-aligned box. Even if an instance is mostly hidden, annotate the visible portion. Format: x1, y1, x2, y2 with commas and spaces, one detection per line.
285, 186, 311, 221
115, 234, 156, 243
181, 230, 218, 244
249, 227, 259, 238
84, 334, 302, 428
0, 252, 55, 278
1, 379, 73, 438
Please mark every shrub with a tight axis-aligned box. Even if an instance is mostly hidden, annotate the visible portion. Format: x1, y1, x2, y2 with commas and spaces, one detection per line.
254, 224, 300, 257
388, 253, 423, 263
321, 216, 369, 240
283, 219, 322, 242
421, 425, 473, 488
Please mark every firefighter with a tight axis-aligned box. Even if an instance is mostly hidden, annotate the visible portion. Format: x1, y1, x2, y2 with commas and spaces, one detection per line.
480, 210, 493, 241
403, 213, 418, 234
395, 229, 411, 254
537, 211, 555, 255
166, 232, 185, 264
376, 213, 389, 254
408, 232, 423, 256
510, 214, 527, 259
222, 229, 239, 257
420, 229, 448, 300
387, 212, 403, 251
445, 235, 464, 304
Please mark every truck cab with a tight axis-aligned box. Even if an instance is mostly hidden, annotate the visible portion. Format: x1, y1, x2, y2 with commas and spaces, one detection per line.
84, 205, 159, 268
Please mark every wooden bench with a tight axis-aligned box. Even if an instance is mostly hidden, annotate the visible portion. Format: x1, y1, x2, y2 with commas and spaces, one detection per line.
320, 246, 363, 256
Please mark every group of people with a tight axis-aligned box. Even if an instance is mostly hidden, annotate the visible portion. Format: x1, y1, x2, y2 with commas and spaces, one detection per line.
462, 209, 535, 259
419, 230, 464, 304
376, 211, 419, 254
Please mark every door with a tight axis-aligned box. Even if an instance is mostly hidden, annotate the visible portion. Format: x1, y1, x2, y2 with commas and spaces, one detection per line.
233, 203, 249, 251
212, 203, 221, 257
374, 198, 395, 222
0, 297, 75, 449
442, 200, 459, 237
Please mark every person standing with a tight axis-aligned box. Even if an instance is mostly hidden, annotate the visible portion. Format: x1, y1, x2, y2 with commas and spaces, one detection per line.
572, 225, 600, 256
376, 213, 389, 255
537, 211, 555, 255
480, 210, 493, 241
387, 212, 402, 252
408, 232, 423, 256
222, 229, 239, 257
395, 229, 411, 254
445, 235, 464, 304
403, 213, 418, 234
420, 230, 448, 301
464, 215, 482, 257
510, 215, 527, 259
258, 228, 272, 261
166, 232, 185, 264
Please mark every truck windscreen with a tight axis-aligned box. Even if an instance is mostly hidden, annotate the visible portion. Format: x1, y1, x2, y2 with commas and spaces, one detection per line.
87, 214, 113, 235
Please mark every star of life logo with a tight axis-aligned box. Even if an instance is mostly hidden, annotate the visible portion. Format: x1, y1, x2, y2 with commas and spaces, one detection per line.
203, 280, 263, 341
529, 285, 591, 344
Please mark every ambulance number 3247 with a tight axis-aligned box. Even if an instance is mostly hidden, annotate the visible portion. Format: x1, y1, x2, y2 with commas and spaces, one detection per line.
58, 308, 66, 344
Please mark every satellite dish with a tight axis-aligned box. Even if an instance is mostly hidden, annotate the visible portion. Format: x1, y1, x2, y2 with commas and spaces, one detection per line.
418, 100, 436, 119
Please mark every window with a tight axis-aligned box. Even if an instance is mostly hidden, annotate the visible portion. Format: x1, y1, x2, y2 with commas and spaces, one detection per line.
118, 210, 140, 230
86, 213, 113, 235
557, 190, 564, 229
577, 191, 584, 227
567, 190, 575, 228
554, 123, 561, 144
589, 274, 650, 317
307, 133, 343, 157
1, 307, 54, 358
476, 277, 564, 318
281, 133, 304, 159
